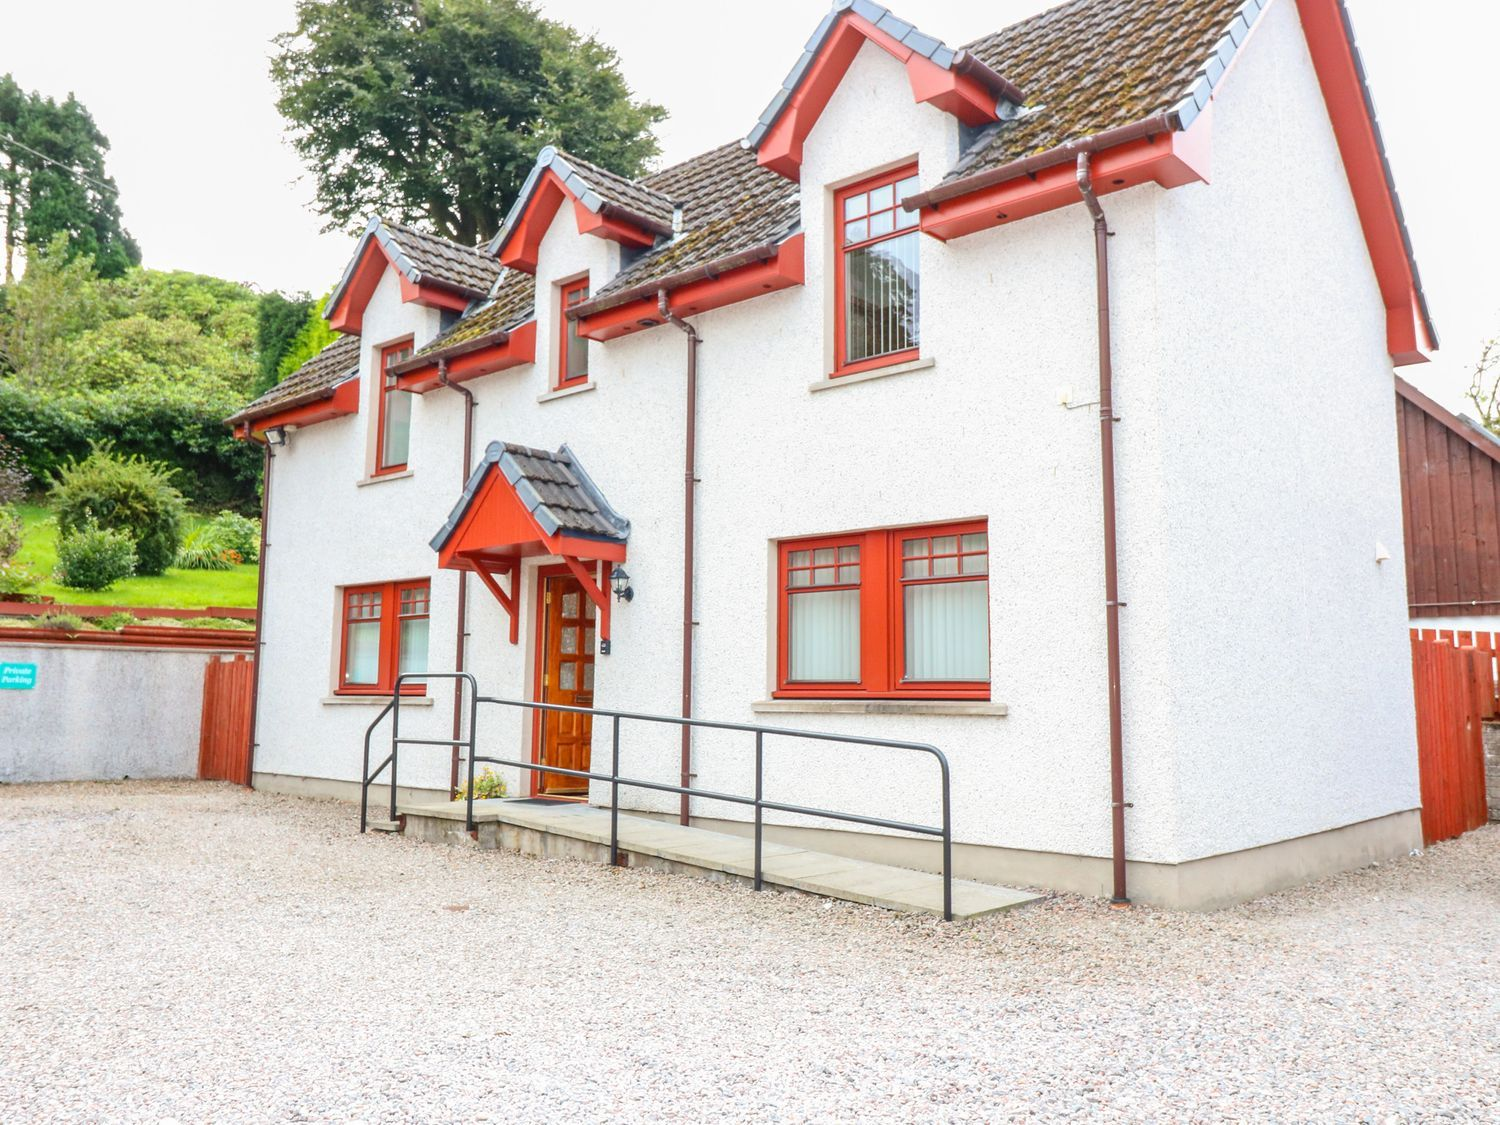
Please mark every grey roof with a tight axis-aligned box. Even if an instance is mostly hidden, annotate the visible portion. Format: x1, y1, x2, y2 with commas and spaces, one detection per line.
431, 441, 631, 552
407, 269, 536, 363
226, 334, 359, 425
326, 217, 501, 315
744, 0, 1024, 151
487, 146, 677, 259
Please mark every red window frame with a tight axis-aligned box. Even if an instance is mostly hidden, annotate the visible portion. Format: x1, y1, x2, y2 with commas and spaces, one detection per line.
557, 278, 590, 389
336, 578, 430, 695
833, 164, 921, 378
375, 338, 414, 474
775, 520, 989, 700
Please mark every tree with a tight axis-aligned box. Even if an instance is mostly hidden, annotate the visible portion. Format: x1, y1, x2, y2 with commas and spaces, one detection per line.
274, 293, 339, 382
271, 0, 666, 244
1467, 333, 1500, 436
0, 75, 140, 281
255, 290, 315, 394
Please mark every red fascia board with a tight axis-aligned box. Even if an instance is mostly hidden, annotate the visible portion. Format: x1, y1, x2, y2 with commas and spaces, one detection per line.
327, 239, 386, 334
395, 320, 538, 393
397, 273, 473, 312
499, 168, 660, 273
576, 234, 806, 342
233, 376, 360, 440
1295, 0, 1432, 365
758, 13, 1002, 180
917, 123, 1212, 243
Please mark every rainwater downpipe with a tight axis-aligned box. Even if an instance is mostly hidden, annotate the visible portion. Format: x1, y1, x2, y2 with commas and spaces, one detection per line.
1077, 152, 1131, 906
244, 437, 274, 788
438, 356, 476, 797
659, 289, 699, 826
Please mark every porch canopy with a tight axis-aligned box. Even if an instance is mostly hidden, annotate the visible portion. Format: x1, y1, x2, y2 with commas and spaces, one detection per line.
431, 441, 630, 643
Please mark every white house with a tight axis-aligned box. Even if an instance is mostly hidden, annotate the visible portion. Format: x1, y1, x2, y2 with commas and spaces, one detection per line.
230, 0, 1438, 908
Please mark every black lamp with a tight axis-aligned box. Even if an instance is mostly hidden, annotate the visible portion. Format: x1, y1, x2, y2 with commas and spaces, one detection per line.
610, 566, 633, 602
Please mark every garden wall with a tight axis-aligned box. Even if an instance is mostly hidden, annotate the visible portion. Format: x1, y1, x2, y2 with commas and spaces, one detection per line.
0, 633, 251, 783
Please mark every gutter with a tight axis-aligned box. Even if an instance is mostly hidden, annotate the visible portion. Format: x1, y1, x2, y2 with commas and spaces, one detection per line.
437, 356, 477, 797
902, 112, 1178, 213
659, 288, 701, 827
1077, 152, 1131, 907
244, 438, 274, 787
390, 325, 515, 376
569, 240, 787, 321
227, 375, 354, 428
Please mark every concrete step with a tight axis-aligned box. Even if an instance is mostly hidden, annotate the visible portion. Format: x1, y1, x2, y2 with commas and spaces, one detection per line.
397, 798, 1039, 920
365, 818, 402, 833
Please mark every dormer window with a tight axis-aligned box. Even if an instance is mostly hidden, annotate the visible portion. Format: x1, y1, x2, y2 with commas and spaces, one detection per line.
376, 339, 414, 473
834, 165, 921, 377
557, 278, 590, 389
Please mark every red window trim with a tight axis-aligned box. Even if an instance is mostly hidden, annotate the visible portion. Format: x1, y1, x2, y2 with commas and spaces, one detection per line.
774, 520, 989, 701
375, 338, 414, 474
336, 578, 430, 696
557, 277, 590, 390
832, 163, 921, 379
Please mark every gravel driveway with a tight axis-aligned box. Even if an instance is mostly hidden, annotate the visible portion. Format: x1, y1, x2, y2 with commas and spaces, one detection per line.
1, 781, 1496, 1122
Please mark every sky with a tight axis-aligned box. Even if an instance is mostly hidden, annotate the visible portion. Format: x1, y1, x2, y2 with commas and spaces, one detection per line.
5, 0, 1496, 413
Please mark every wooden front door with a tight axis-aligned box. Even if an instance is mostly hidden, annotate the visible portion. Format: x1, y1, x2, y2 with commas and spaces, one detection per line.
536, 573, 596, 795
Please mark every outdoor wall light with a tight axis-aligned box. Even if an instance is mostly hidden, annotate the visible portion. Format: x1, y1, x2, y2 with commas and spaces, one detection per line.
610, 566, 634, 602
264, 426, 288, 447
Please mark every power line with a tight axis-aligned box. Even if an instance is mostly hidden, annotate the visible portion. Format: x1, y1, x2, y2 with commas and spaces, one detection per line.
0, 131, 114, 193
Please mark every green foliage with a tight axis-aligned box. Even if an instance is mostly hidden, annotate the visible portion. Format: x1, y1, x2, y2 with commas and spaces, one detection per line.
0, 558, 38, 597
452, 767, 509, 802
205, 510, 261, 563
1, 75, 140, 280
53, 522, 136, 591
256, 290, 315, 395
50, 447, 185, 576
0, 241, 263, 509
276, 292, 338, 380
0, 433, 28, 504
94, 610, 135, 630
271, 0, 665, 244
0, 504, 19, 560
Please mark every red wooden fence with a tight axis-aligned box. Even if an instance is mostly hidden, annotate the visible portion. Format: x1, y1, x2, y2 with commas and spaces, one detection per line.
1409, 632, 1492, 845
199, 654, 255, 784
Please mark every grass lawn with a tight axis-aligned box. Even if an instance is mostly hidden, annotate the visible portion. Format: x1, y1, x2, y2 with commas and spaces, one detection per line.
13, 503, 259, 609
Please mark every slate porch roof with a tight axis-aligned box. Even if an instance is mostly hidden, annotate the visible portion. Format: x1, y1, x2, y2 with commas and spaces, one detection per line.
227, 334, 359, 425
432, 441, 631, 551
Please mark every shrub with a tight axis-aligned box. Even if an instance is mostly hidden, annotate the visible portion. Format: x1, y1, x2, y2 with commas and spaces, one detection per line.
0, 506, 21, 561
175, 529, 236, 571
54, 523, 137, 590
452, 767, 509, 802
204, 510, 260, 563
95, 611, 136, 631
50, 446, 184, 576
0, 560, 39, 598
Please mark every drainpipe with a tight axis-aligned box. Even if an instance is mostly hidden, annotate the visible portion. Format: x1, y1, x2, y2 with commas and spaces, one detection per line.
1077, 153, 1130, 906
438, 356, 475, 797
244, 438, 274, 788
659, 288, 699, 826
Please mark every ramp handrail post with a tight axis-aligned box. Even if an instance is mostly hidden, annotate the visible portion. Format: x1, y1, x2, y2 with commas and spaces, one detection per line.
464, 675, 479, 832
753, 731, 764, 892
610, 716, 621, 866
389, 689, 401, 822
940, 755, 952, 922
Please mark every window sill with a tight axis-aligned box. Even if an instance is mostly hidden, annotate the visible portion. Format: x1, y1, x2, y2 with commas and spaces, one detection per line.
753, 698, 1006, 717
537, 380, 596, 403
812, 356, 935, 392
322, 694, 434, 707
356, 469, 414, 488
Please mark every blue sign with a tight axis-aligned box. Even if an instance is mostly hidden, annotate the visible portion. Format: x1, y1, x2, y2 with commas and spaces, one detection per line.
0, 662, 37, 690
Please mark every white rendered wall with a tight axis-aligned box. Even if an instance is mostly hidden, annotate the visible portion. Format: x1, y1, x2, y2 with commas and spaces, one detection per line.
253, 20, 1419, 869
1142, 0, 1420, 859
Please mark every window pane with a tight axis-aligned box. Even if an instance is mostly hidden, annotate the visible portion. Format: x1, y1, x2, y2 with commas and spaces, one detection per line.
837, 564, 860, 584
902, 558, 926, 578
933, 536, 957, 555
398, 617, 429, 677
933, 555, 959, 577
869, 183, 894, 211
961, 533, 987, 552
583, 664, 595, 692
789, 550, 810, 568
838, 546, 859, 564
844, 218, 867, 245
961, 553, 988, 575
789, 589, 860, 682
561, 626, 578, 655
843, 193, 868, 220
813, 548, 835, 566
896, 175, 920, 202
344, 620, 381, 685
895, 205, 919, 231
903, 538, 928, 557
904, 580, 989, 682
381, 389, 412, 468
565, 318, 589, 381
869, 210, 894, 238
844, 228, 919, 365
562, 593, 579, 617
559, 662, 576, 691
788, 568, 810, 588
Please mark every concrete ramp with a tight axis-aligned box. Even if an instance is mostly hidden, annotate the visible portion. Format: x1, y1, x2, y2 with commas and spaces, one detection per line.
397, 797, 1039, 920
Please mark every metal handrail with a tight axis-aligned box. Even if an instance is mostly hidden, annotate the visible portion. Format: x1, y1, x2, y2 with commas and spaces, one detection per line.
365, 673, 954, 920
360, 672, 477, 834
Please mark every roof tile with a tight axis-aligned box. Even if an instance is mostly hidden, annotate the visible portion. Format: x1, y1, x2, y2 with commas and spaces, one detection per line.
227, 335, 360, 425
